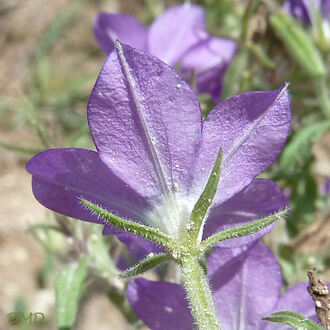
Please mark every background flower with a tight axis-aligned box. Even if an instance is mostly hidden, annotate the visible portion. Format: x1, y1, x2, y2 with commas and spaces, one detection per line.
94, 4, 237, 101
284, 0, 330, 24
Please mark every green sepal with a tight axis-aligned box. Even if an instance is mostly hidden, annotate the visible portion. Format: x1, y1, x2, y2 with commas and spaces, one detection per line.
270, 12, 325, 78
199, 209, 288, 254
81, 198, 177, 251
55, 256, 88, 330
187, 148, 222, 243
263, 311, 323, 329
120, 253, 174, 279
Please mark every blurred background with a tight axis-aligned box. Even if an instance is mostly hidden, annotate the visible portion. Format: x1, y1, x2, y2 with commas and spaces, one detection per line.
0, 0, 329, 329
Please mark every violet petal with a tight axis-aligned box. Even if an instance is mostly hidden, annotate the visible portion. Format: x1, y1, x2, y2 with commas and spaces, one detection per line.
116, 234, 164, 260
148, 3, 206, 66
180, 36, 237, 102
192, 85, 291, 206
284, 0, 314, 25
88, 42, 202, 202
208, 241, 282, 329
322, 0, 330, 19
26, 149, 149, 228
94, 13, 148, 55
127, 278, 194, 330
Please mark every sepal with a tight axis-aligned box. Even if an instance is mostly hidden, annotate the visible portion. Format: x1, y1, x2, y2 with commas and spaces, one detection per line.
81, 198, 177, 251
187, 148, 222, 243
199, 209, 288, 254
120, 253, 174, 278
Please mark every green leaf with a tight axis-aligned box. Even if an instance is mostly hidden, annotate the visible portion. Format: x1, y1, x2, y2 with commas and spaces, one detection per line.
20, 95, 49, 148
270, 12, 325, 78
199, 209, 288, 254
87, 224, 118, 278
56, 256, 88, 330
187, 148, 222, 243
120, 253, 173, 278
221, 49, 249, 100
247, 43, 275, 69
263, 311, 323, 329
0, 140, 42, 155
278, 121, 330, 177
81, 198, 177, 251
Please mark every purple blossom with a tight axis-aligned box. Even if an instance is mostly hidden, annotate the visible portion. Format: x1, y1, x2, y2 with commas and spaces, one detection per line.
94, 4, 237, 102
321, 179, 330, 195
26, 42, 290, 253
127, 241, 324, 330
284, 0, 330, 24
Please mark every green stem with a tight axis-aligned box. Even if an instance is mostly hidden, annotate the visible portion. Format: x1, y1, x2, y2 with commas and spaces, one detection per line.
316, 77, 330, 119
180, 255, 221, 330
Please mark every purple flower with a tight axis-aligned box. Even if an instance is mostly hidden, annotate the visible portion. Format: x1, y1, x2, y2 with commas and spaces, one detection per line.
127, 241, 325, 330
94, 4, 237, 102
284, 0, 330, 24
321, 179, 330, 195
26, 42, 290, 252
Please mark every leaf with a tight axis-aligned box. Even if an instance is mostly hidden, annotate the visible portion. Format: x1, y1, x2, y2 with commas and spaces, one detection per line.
187, 148, 222, 242
81, 198, 177, 251
199, 209, 288, 254
270, 12, 325, 78
87, 224, 118, 278
55, 256, 88, 330
221, 49, 249, 100
263, 311, 323, 329
278, 121, 330, 177
120, 253, 173, 278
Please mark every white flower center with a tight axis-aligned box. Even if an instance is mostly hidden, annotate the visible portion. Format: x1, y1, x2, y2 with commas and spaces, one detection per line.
144, 194, 196, 241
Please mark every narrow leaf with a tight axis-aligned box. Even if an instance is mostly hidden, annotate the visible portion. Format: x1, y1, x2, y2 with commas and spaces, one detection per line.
187, 148, 222, 242
270, 12, 325, 78
81, 198, 177, 251
87, 224, 118, 277
263, 311, 323, 329
56, 256, 88, 330
199, 209, 288, 254
120, 253, 173, 279
221, 49, 249, 100
278, 121, 330, 177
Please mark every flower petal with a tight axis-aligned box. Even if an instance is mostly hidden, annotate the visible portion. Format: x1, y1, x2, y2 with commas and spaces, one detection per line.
264, 282, 329, 329
203, 178, 287, 247
88, 42, 202, 202
180, 37, 237, 102
26, 148, 150, 227
283, 0, 314, 25
148, 3, 206, 66
127, 278, 194, 330
192, 84, 291, 206
208, 241, 282, 330
94, 13, 148, 55
322, 0, 330, 19
116, 234, 164, 260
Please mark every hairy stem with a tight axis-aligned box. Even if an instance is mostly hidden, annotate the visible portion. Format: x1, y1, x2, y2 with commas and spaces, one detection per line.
180, 254, 221, 330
